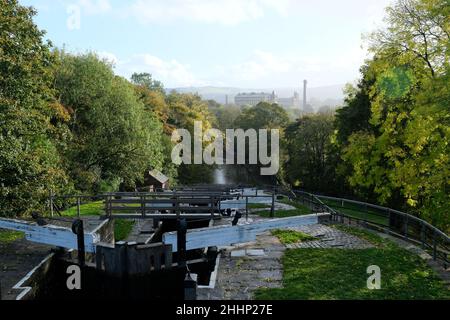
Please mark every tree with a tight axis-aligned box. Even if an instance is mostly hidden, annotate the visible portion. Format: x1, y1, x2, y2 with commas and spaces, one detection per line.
0, 1, 71, 217
131, 72, 164, 93
368, 0, 449, 78
231, 102, 289, 184
207, 100, 242, 131
341, 0, 450, 231
234, 102, 289, 130
284, 114, 338, 193
335, 64, 377, 146
54, 52, 165, 192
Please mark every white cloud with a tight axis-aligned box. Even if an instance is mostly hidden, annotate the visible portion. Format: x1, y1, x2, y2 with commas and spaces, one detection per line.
77, 0, 111, 15
210, 47, 370, 87
101, 47, 370, 88
126, 0, 293, 26
97, 51, 118, 65
114, 53, 205, 87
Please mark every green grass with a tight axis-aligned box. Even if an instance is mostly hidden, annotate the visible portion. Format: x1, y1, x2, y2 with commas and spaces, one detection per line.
331, 224, 389, 247
255, 225, 449, 300
258, 206, 311, 218
61, 201, 104, 217
0, 230, 25, 244
271, 229, 316, 245
248, 203, 272, 209
322, 199, 389, 226
279, 197, 309, 210
60, 201, 134, 241
114, 219, 135, 241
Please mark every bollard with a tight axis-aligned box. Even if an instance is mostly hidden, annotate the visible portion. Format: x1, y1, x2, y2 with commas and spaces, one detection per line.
77, 197, 81, 218
184, 273, 197, 300
177, 218, 187, 269
72, 219, 85, 267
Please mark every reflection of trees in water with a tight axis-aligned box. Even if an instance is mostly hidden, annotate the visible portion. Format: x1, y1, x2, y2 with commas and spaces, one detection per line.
214, 165, 276, 185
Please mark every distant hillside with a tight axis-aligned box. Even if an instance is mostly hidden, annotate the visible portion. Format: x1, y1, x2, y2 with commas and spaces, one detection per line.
167, 85, 346, 109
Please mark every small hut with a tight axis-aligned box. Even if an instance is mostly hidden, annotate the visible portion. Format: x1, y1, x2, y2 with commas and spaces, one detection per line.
144, 169, 169, 191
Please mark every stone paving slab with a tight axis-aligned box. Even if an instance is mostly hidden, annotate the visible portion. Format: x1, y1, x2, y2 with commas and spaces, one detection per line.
197, 223, 374, 300
0, 239, 52, 300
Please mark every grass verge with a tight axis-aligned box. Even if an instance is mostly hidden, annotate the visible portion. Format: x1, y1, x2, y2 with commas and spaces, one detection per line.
321, 199, 389, 226
248, 203, 271, 209
255, 225, 449, 300
61, 201, 104, 217
0, 230, 25, 244
114, 220, 135, 241
258, 206, 311, 218
272, 229, 316, 244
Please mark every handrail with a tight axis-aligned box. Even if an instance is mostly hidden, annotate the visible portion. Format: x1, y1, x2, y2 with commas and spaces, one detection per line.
313, 194, 449, 241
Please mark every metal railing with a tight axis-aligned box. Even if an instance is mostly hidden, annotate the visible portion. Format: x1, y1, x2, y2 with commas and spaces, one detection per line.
302, 193, 449, 267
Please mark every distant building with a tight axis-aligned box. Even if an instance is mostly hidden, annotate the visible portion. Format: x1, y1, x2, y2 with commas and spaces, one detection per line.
277, 91, 300, 108
234, 91, 277, 106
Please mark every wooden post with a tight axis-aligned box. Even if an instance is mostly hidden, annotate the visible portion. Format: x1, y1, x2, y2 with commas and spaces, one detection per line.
270, 190, 275, 218
210, 196, 214, 220
77, 197, 81, 218
72, 219, 85, 267
432, 232, 437, 261
404, 215, 409, 240
141, 195, 145, 218
49, 190, 54, 217
245, 196, 249, 221
421, 224, 425, 249
176, 196, 180, 218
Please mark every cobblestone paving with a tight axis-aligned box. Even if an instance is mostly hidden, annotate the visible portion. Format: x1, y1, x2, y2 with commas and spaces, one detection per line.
286, 224, 374, 249
197, 223, 373, 300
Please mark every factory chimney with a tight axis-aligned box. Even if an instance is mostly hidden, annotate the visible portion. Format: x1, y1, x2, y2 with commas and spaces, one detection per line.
303, 80, 307, 109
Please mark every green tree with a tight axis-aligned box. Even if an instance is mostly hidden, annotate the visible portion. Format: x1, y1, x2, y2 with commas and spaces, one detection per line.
54, 52, 165, 192
231, 102, 289, 184
342, 0, 450, 230
284, 114, 338, 193
131, 72, 164, 93
0, 1, 71, 217
234, 102, 289, 130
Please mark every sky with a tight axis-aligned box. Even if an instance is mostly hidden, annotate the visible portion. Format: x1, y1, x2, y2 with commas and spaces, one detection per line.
21, 0, 393, 88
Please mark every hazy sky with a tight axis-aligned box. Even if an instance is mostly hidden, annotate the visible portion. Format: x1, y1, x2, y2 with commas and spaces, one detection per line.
21, 0, 393, 88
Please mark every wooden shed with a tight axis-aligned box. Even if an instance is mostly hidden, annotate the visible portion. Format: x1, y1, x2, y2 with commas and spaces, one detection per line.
144, 169, 169, 191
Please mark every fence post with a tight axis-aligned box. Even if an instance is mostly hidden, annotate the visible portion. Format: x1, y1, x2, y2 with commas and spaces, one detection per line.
420, 224, 425, 249
270, 190, 275, 218
387, 209, 391, 234
49, 190, 54, 217
176, 196, 180, 218
141, 195, 145, 218
404, 215, 409, 240
77, 197, 81, 218
72, 219, 85, 267
363, 204, 368, 226
177, 218, 187, 270
245, 196, 249, 221
210, 197, 214, 220
432, 231, 437, 261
